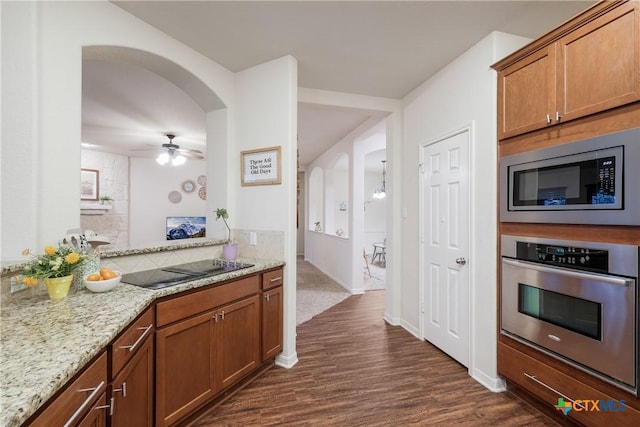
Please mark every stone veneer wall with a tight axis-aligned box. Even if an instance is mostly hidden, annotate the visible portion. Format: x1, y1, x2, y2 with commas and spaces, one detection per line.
80, 150, 129, 248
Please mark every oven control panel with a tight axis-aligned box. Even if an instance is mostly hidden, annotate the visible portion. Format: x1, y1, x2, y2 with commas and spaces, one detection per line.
516, 242, 608, 273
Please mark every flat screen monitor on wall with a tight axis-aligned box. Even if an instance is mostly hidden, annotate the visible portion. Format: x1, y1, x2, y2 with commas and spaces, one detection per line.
166, 216, 206, 240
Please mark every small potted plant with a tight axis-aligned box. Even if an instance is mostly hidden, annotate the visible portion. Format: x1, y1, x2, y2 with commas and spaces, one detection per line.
99, 195, 113, 205
20, 244, 89, 300
215, 208, 238, 260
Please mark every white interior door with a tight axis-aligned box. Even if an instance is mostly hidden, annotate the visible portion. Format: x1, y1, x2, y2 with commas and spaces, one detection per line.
421, 129, 470, 367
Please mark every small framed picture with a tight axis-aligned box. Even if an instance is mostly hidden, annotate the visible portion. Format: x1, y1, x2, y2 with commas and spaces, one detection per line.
80, 169, 99, 201
241, 146, 282, 186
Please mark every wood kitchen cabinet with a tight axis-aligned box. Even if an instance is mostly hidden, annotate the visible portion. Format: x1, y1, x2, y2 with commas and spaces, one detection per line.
499, 342, 640, 425
28, 352, 108, 427
261, 268, 284, 361
155, 275, 261, 427
495, 1, 640, 140
109, 306, 154, 427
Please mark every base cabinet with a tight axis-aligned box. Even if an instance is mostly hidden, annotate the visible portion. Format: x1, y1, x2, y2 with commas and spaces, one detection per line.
499, 342, 640, 425
261, 268, 284, 361
77, 393, 108, 427
110, 334, 154, 427
155, 276, 262, 427
156, 310, 217, 427
217, 295, 260, 389
28, 353, 108, 427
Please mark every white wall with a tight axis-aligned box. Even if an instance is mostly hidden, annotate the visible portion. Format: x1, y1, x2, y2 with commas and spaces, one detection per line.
233, 56, 298, 367
129, 158, 206, 248
1, 0, 234, 260
400, 31, 531, 391
1, 1, 40, 262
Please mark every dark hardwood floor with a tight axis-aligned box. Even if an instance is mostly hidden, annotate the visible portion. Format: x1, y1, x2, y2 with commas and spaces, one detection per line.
188, 290, 559, 426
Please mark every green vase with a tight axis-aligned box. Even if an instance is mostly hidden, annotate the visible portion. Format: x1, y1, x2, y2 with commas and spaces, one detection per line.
44, 275, 73, 300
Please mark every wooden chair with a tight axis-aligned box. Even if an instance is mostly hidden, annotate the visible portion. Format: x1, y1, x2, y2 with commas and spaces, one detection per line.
363, 248, 372, 278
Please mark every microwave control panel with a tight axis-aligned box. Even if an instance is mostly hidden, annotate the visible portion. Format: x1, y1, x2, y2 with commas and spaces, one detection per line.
594, 156, 616, 205
515, 241, 608, 273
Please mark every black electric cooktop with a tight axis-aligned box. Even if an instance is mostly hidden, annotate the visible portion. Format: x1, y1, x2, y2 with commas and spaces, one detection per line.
121, 259, 254, 290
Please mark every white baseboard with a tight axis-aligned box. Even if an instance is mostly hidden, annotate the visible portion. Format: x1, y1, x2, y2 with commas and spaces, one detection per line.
471, 369, 507, 392
383, 312, 400, 326
400, 319, 420, 339
275, 351, 299, 369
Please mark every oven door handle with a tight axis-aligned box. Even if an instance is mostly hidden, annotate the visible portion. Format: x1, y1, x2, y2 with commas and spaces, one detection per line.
502, 259, 634, 287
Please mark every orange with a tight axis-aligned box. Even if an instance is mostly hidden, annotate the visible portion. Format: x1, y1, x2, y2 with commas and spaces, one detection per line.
99, 267, 114, 277
101, 269, 118, 280
86, 273, 102, 281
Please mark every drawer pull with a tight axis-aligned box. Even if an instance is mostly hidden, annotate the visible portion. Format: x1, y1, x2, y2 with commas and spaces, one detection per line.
524, 373, 586, 410
93, 397, 114, 416
113, 381, 127, 397
64, 381, 105, 427
269, 276, 282, 283
119, 324, 153, 352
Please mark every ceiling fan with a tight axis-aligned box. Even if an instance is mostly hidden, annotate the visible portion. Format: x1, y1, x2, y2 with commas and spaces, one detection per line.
131, 134, 204, 165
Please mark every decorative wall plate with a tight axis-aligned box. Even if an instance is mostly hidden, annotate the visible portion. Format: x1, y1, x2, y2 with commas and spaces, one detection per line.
197, 175, 207, 186
198, 186, 206, 200
181, 179, 196, 193
168, 191, 182, 204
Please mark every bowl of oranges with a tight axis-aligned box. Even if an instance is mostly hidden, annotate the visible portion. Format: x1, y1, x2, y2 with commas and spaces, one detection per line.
84, 268, 122, 293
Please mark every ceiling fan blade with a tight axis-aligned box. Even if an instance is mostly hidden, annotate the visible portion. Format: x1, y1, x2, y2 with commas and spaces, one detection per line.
176, 148, 204, 159
177, 147, 203, 155
129, 147, 162, 152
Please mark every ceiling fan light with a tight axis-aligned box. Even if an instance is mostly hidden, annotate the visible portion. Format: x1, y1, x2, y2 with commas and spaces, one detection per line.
171, 154, 186, 166
156, 152, 170, 165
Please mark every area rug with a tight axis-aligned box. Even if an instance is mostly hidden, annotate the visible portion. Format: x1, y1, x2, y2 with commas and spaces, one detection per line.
297, 257, 350, 325
363, 254, 386, 291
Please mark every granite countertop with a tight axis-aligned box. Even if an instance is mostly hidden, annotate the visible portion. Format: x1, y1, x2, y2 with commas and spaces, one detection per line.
0, 258, 284, 427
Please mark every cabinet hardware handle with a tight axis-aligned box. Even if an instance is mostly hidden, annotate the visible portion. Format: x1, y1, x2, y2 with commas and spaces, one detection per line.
119, 324, 153, 353
213, 313, 218, 322
113, 382, 127, 397
524, 373, 586, 410
65, 381, 106, 427
265, 294, 270, 301
94, 397, 115, 416
220, 310, 225, 320
555, 111, 561, 121
546, 113, 552, 124
270, 276, 282, 282
503, 258, 634, 287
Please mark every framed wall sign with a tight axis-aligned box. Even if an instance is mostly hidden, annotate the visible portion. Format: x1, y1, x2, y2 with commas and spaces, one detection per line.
241, 146, 282, 186
80, 169, 99, 201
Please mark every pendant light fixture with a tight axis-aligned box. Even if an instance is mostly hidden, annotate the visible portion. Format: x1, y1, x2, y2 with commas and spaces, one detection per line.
373, 160, 387, 199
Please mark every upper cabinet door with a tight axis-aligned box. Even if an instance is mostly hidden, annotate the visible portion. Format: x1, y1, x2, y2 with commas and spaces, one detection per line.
558, 2, 640, 122
498, 45, 556, 140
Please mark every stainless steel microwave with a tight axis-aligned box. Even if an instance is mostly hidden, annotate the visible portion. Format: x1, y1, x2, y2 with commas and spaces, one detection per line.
500, 127, 640, 225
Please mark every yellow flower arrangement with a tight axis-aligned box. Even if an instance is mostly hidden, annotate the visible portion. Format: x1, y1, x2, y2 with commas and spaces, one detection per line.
21, 244, 88, 285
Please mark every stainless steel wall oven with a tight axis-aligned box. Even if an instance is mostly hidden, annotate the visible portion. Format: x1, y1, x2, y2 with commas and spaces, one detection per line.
501, 235, 639, 395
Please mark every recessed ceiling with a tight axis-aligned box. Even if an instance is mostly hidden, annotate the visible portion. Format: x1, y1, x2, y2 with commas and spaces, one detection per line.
84, 1, 596, 166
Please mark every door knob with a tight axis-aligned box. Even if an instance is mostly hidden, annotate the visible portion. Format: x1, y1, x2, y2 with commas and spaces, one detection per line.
456, 257, 467, 266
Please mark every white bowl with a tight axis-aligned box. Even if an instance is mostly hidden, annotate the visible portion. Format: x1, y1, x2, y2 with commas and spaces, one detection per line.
84, 271, 122, 293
